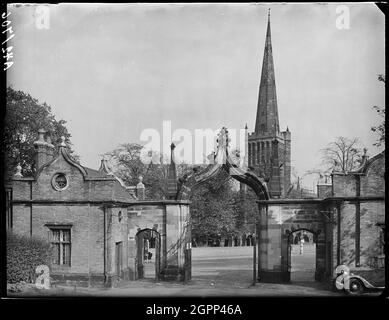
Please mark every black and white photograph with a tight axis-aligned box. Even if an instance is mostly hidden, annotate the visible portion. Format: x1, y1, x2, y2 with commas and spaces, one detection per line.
1, 2, 386, 310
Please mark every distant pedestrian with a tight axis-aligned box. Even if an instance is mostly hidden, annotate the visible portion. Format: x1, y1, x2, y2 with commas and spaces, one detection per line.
300, 238, 305, 254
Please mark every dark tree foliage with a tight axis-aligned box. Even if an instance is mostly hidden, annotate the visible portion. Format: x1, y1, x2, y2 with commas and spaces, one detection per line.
4, 87, 75, 178
189, 170, 237, 243
189, 170, 258, 245
235, 187, 258, 235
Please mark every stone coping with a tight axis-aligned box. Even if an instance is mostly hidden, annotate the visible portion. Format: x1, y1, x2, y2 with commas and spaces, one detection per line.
11, 199, 191, 206
257, 196, 385, 205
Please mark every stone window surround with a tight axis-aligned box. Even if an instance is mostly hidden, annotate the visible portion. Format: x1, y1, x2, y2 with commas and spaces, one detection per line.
51, 172, 69, 191
45, 223, 73, 267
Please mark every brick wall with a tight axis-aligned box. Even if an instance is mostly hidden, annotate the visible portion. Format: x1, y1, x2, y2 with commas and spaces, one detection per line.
317, 184, 332, 198
107, 206, 130, 281
332, 200, 385, 270
34, 157, 89, 201
12, 179, 32, 201
360, 155, 385, 197
12, 205, 31, 236
11, 203, 106, 278
359, 201, 385, 267
329, 152, 385, 273
338, 202, 356, 266
332, 174, 356, 197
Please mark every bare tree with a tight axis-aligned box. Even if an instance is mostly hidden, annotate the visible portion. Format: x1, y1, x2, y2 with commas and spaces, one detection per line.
371, 74, 385, 147
320, 137, 364, 173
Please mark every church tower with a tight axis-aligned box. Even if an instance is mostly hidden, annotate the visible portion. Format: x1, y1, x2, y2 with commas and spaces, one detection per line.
248, 11, 291, 198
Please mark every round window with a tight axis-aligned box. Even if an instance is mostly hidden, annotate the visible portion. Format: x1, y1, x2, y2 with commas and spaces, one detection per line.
52, 173, 68, 191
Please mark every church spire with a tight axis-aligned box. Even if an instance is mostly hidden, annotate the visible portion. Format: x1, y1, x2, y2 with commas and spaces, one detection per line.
254, 10, 279, 135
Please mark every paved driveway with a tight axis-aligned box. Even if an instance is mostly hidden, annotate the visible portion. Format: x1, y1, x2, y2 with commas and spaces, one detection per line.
8, 246, 382, 297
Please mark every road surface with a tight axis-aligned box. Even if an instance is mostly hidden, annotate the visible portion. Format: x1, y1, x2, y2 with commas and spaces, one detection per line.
9, 246, 381, 297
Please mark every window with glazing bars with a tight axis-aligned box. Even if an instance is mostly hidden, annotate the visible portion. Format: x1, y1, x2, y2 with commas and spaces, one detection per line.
50, 229, 71, 266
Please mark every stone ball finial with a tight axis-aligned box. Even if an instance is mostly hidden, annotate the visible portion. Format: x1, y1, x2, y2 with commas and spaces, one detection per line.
45, 134, 55, 149
60, 136, 66, 147
38, 128, 46, 141
137, 176, 145, 188
34, 129, 47, 145
14, 164, 23, 178
136, 175, 146, 199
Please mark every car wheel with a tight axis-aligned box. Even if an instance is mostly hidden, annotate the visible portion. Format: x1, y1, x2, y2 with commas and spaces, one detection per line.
348, 278, 364, 295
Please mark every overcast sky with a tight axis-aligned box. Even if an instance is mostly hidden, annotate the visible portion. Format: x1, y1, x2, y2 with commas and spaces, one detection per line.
7, 3, 385, 189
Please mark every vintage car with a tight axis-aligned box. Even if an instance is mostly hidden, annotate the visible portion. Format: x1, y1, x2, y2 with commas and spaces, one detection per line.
333, 263, 385, 295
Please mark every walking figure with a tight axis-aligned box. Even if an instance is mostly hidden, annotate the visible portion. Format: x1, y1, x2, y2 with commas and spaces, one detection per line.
300, 237, 305, 254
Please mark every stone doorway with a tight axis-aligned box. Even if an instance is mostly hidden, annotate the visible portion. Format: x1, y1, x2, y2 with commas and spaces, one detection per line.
135, 229, 161, 281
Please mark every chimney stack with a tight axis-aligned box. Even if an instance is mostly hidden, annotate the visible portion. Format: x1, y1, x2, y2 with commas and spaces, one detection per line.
45, 134, 55, 162
34, 129, 48, 171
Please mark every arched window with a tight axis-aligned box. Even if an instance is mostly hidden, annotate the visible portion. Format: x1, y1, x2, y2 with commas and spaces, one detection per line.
261, 142, 265, 162
252, 143, 256, 165
257, 142, 260, 164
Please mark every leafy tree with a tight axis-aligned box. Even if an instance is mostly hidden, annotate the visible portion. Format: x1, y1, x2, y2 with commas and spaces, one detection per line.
190, 170, 238, 245
105, 143, 171, 200
105, 143, 147, 186
371, 74, 385, 147
235, 186, 258, 235
319, 136, 364, 173
4, 87, 75, 178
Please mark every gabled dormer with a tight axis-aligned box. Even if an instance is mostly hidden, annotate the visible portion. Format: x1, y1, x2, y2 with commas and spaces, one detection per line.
11, 130, 137, 203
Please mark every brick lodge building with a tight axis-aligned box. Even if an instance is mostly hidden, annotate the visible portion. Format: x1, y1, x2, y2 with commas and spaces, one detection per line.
5, 130, 191, 287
